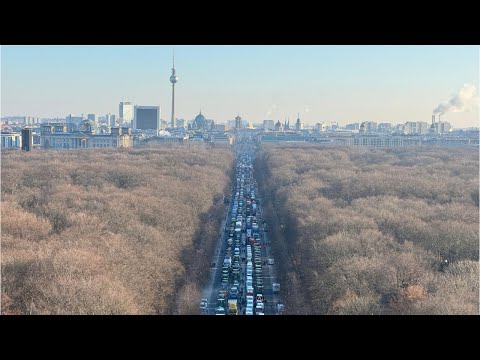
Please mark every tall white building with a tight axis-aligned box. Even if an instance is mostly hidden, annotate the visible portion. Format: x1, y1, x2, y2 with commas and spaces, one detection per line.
119, 102, 134, 127
106, 113, 116, 127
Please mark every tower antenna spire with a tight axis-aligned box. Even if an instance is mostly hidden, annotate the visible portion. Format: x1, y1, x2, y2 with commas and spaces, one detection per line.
170, 47, 179, 128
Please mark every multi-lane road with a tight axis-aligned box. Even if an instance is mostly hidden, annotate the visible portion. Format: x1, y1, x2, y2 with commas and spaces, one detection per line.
201, 141, 282, 315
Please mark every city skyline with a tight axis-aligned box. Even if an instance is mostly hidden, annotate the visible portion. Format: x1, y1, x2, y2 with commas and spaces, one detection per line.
1, 45, 479, 128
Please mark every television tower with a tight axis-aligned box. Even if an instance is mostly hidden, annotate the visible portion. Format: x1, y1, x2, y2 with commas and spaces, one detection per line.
170, 49, 178, 128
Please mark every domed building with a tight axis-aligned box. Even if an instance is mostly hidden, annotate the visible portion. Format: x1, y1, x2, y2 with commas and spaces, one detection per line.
192, 110, 206, 130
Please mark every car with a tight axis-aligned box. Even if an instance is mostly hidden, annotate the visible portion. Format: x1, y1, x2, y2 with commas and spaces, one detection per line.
215, 306, 226, 315
255, 306, 264, 315
200, 299, 208, 312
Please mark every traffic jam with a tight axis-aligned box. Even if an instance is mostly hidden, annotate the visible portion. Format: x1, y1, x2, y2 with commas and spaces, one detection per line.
201, 144, 281, 315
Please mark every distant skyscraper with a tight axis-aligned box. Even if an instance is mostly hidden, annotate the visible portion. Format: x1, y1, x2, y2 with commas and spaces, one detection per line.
170, 51, 178, 128
119, 102, 133, 127
235, 115, 242, 130
134, 106, 160, 131
87, 114, 96, 122
106, 113, 116, 127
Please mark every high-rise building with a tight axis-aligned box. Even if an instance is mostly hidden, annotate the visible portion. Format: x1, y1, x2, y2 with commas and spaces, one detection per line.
134, 106, 160, 131
106, 113, 116, 127
87, 114, 97, 123
235, 115, 242, 130
21, 128, 33, 151
119, 102, 133, 127
170, 51, 178, 128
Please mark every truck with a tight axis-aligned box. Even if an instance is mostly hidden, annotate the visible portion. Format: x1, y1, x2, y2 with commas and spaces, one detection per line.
228, 299, 238, 315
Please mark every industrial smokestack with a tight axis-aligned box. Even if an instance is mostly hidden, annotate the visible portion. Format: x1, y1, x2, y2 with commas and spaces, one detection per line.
438, 113, 442, 123
431, 114, 435, 124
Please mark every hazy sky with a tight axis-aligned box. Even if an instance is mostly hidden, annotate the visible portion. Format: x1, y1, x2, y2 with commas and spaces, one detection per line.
1, 45, 479, 127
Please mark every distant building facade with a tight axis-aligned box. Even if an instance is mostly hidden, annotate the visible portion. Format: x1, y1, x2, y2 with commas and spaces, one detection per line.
263, 120, 275, 131
435, 121, 452, 134
134, 106, 160, 131
215, 123, 229, 132
106, 113, 116, 127
41, 124, 132, 149
210, 133, 235, 146
365, 121, 377, 133
21, 128, 33, 151
377, 123, 392, 133
345, 123, 360, 131
405, 121, 429, 134
176, 119, 186, 128
66, 114, 84, 125
119, 101, 134, 126
1, 132, 22, 148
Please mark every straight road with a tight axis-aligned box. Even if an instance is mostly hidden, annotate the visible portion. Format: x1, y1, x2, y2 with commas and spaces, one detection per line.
201, 141, 282, 315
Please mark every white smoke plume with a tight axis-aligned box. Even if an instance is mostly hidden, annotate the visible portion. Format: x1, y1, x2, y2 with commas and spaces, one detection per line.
433, 84, 480, 115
